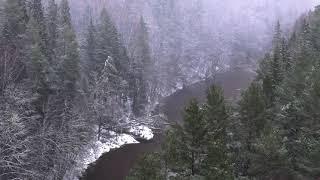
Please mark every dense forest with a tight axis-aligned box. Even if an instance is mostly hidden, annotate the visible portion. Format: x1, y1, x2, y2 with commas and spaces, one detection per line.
127, 6, 320, 180
0, 0, 155, 179
0, 0, 319, 180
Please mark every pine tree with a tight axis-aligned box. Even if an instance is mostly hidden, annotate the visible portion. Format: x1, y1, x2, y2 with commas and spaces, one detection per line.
47, 0, 58, 54
277, 19, 320, 178
30, 0, 51, 60
91, 56, 127, 139
130, 17, 153, 116
1, 0, 28, 45
95, 7, 130, 105
202, 85, 233, 180
0, 0, 29, 93
126, 153, 165, 180
258, 22, 287, 105
96, 8, 130, 77
84, 17, 97, 79
311, 5, 320, 51
165, 100, 206, 177
248, 126, 289, 179
56, 0, 80, 96
25, 15, 50, 120
237, 82, 266, 177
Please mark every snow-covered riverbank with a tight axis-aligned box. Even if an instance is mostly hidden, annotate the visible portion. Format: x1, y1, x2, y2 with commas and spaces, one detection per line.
63, 126, 154, 180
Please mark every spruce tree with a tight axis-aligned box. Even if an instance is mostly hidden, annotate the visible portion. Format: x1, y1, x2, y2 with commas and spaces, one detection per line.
126, 153, 165, 180
202, 85, 233, 180
0, 0, 29, 93
258, 22, 287, 105
84, 17, 97, 78
166, 100, 206, 177
95, 7, 130, 105
30, 0, 50, 60
237, 82, 266, 177
311, 5, 320, 51
57, 0, 80, 96
96, 8, 130, 77
47, 0, 58, 54
25, 15, 50, 118
131, 17, 153, 116
1, 0, 28, 45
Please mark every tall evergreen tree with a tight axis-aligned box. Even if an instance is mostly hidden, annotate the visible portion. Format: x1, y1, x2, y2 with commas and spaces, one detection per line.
47, 0, 58, 54
202, 85, 233, 180
237, 82, 266, 177
126, 153, 165, 180
30, 0, 51, 60
96, 8, 130, 77
84, 17, 97, 78
56, 0, 80, 95
0, 0, 29, 93
130, 17, 153, 116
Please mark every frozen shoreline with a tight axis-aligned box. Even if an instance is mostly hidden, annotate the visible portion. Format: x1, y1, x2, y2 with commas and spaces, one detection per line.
63, 125, 154, 180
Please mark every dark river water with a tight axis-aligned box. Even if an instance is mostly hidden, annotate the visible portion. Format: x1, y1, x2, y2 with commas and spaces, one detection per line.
81, 134, 162, 180
81, 69, 255, 180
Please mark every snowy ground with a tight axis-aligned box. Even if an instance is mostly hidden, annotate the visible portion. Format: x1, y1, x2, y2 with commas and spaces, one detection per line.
129, 125, 154, 140
63, 125, 154, 180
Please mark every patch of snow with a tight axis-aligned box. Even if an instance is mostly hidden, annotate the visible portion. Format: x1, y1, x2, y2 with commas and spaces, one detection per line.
82, 134, 139, 166
129, 125, 154, 140
281, 103, 291, 111
176, 82, 184, 90
63, 133, 139, 180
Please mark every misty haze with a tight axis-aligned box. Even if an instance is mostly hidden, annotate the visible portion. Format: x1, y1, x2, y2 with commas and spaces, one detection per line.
0, 0, 320, 180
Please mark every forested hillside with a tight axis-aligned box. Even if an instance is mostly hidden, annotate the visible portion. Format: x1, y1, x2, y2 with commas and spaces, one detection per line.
127, 6, 320, 180
0, 0, 155, 179
69, 0, 318, 94
0, 0, 319, 180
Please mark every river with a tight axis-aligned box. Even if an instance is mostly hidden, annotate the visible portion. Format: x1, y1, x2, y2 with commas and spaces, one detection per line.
81, 69, 255, 180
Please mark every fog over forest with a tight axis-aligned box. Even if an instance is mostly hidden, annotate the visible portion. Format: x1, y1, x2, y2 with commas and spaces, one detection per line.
1, 0, 320, 180
65, 0, 318, 93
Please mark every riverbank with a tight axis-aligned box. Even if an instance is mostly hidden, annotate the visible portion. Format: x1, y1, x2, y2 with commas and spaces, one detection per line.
80, 133, 162, 180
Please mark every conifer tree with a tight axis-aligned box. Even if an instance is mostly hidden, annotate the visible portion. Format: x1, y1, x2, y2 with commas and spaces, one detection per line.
84, 17, 97, 79
0, 0, 29, 93
47, 0, 58, 54
30, 0, 50, 60
202, 85, 233, 180
311, 5, 320, 51
57, 0, 80, 96
130, 17, 153, 116
258, 22, 287, 105
126, 153, 165, 180
96, 8, 130, 77
237, 82, 266, 177
95, 7, 130, 106
25, 15, 50, 119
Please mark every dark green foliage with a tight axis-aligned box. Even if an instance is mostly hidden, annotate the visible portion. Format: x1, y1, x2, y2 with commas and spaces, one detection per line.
1, 0, 28, 45
126, 153, 165, 180
202, 86, 233, 180
242, 11, 320, 180
30, 0, 51, 60
128, 87, 233, 179
239, 83, 266, 139
96, 8, 130, 77
56, 0, 80, 94
179, 100, 207, 176
236, 82, 267, 177
0, 0, 29, 93
47, 0, 58, 56
130, 17, 153, 116
84, 17, 97, 79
